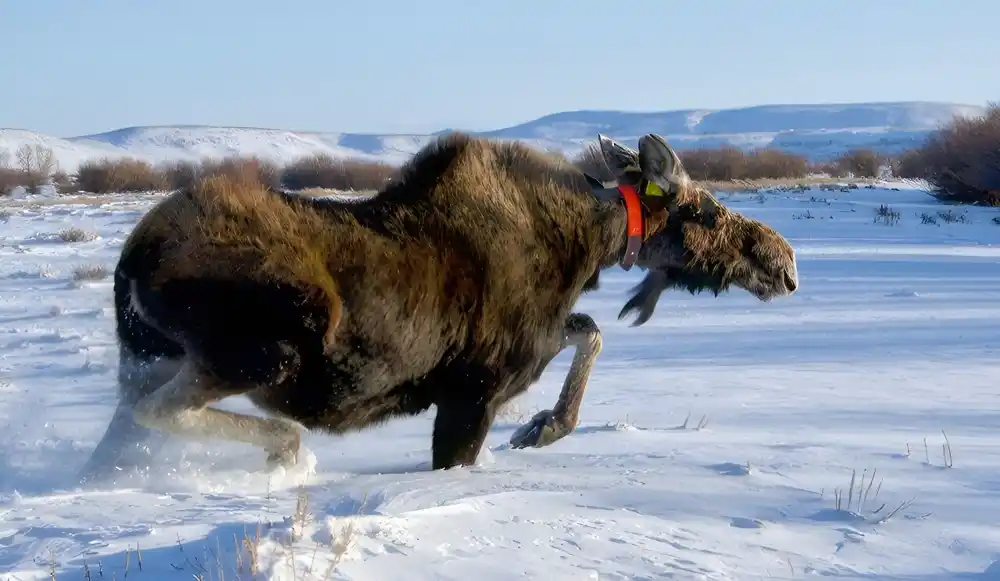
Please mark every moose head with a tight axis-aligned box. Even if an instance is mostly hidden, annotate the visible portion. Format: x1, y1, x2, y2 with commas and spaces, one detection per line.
585, 133, 799, 326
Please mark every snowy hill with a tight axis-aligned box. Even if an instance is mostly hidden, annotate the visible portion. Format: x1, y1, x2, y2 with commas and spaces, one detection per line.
0, 101, 984, 173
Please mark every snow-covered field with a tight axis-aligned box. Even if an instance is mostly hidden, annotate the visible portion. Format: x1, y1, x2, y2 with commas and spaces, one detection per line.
2, 182, 1000, 580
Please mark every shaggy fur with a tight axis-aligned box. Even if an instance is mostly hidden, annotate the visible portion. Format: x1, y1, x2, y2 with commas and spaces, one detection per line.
77, 132, 798, 482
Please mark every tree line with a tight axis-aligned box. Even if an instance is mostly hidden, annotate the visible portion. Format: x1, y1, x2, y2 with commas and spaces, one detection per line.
2, 104, 997, 206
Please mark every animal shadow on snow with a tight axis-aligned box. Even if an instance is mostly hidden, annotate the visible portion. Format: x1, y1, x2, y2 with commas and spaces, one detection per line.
50, 520, 277, 580
43, 484, 383, 579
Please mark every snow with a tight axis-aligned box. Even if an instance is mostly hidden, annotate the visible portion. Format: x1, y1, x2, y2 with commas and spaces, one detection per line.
2, 181, 1000, 580
0, 101, 985, 173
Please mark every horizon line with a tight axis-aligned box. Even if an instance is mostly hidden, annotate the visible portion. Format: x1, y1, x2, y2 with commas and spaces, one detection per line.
0, 99, 986, 140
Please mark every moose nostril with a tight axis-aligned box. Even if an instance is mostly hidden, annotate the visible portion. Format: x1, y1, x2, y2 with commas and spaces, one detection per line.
783, 271, 798, 292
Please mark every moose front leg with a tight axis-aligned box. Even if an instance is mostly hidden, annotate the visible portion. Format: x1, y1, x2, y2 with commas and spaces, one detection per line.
510, 313, 603, 449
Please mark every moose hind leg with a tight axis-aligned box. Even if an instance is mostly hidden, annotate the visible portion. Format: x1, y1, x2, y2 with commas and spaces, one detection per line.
510, 313, 602, 449
76, 354, 184, 484
132, 359, 302, 470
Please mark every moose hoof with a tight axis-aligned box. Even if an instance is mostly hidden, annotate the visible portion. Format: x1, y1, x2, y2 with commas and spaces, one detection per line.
265, 449, 298, 471
264, 426, 302, 471
509, 409, 573, 449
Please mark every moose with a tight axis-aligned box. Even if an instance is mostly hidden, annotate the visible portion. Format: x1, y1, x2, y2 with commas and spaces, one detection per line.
76, 132, 799, 483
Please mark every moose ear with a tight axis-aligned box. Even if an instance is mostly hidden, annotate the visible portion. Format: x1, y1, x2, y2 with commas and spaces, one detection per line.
598, 134, 640, 178
638, 133, 690, 193
582, 173, 606, 189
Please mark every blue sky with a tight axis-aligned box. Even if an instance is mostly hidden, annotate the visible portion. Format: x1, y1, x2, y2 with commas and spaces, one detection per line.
1, 0, 996, 136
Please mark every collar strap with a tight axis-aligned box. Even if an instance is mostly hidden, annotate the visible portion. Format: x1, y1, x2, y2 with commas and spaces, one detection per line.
617, 184, 644, 270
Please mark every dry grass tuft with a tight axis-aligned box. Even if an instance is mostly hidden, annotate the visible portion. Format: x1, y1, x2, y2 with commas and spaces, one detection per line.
678, 410, 710, 431
62, 487, 361, 581
904, 430, 954, 468
57, 227, 98, 243
829, 468, 919, 524
874, 204, 901, 226
72, 264, 110, 281
935, 209, 970, 224
266, 486, 358, 580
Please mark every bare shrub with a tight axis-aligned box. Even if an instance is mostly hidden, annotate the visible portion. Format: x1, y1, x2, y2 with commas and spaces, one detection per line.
831, 148, 883, 178
679, 146, 745, 181
0, 145, 56, 195
570, 143, 616, 183
742, 148, 809, 180
199, 155, 282, 190
17, 144, 56, 175
809, 159, 842, 177
890, 148, 927, 180
75, 158, 167, 194
901, 103, 1000, 206
0, 209, 11, 222
158, 159, 202, 190
0, 168, 33, 196
50, 170, 76, 195
15, 144, 57, 194
674, 146, 809, 181
72, 264, 110, 281
58, 227, 97, 242
281, 153, 397, 191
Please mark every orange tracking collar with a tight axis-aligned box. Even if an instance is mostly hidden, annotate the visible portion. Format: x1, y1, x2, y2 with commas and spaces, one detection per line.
616, 184, 644, 270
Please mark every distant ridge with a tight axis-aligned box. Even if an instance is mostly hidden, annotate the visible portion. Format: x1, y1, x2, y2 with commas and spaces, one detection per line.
0, 101, 984, 172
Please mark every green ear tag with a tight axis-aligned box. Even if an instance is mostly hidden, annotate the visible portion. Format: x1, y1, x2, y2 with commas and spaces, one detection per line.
644, 181, 665, 197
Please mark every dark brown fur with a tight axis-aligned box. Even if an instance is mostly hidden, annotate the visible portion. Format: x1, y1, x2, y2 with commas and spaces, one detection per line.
77, 132, 798, 482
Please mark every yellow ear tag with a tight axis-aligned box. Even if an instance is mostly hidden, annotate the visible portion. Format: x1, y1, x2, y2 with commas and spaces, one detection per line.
644, 181, 665, 197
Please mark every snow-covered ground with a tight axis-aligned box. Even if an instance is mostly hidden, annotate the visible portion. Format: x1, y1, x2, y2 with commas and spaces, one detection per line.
2, 182, 1000, 580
